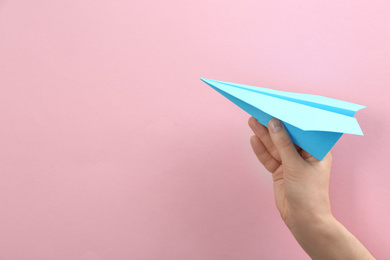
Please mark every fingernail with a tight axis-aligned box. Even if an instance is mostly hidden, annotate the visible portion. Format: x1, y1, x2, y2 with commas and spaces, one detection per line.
270, 119, 282, 133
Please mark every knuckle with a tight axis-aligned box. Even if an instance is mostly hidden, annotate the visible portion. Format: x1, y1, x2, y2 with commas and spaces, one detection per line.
248, 117, 254, 127
276, 134, 292, 151
263, 159, 277, 172
257, 128, 269, 140
268, 147, 281, 163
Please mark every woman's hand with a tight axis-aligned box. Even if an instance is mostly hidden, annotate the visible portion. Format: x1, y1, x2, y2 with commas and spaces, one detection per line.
248, 116, 375, 260
248, 116, 332, 228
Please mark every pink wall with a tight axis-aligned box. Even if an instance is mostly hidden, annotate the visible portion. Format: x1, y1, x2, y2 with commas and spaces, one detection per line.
0, 1, 389, 259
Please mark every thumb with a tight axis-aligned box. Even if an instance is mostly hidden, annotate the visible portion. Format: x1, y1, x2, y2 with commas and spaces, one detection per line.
268, 118, 304, 167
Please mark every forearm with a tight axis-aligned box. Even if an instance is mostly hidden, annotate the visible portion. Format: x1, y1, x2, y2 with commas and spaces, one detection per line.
287, 213, 375, 260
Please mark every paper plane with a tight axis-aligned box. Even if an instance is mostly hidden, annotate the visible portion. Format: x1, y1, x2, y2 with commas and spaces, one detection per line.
201, 78, 365, 160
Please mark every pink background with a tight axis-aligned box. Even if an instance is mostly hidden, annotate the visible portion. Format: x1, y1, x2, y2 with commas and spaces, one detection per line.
0, 0, 389, 259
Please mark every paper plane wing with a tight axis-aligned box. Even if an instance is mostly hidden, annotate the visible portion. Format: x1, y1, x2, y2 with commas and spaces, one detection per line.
201, 78, 365, 160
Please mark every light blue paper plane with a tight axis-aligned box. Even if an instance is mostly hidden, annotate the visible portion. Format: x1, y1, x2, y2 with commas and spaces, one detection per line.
201, 78, 365, 160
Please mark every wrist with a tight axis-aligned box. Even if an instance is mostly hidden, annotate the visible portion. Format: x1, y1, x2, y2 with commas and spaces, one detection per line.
285, 209, 335, 237
287, 212, 342, 259
285, 211, 375, 260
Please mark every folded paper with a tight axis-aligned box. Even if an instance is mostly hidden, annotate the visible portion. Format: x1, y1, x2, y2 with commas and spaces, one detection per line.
201, 78, 365, 160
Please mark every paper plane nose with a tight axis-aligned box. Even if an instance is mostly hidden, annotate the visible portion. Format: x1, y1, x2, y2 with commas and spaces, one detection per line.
200, 78, 213, 84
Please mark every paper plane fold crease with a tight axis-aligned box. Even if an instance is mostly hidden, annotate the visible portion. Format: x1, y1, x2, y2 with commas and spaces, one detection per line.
201, 78, 365, 161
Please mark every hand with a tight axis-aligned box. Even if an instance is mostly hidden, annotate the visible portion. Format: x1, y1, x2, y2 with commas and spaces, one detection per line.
248, 116, 375, 259
248, 116, 332, 228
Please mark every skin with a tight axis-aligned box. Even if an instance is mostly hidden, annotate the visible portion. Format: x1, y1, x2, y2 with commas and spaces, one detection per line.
248, 116, 375, 260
